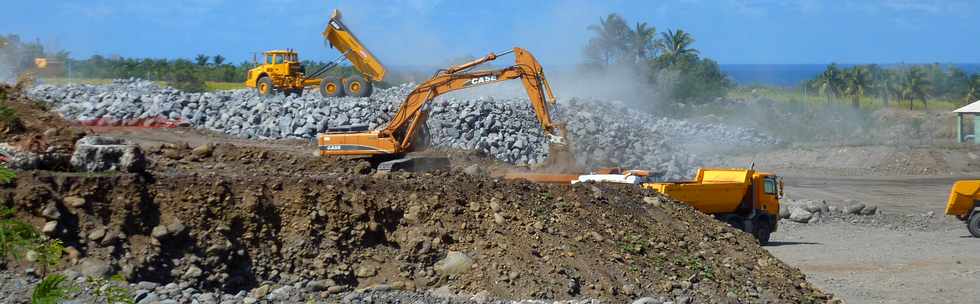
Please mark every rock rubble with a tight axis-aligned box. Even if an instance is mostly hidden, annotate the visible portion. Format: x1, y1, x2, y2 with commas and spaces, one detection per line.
28, 79, 778, 179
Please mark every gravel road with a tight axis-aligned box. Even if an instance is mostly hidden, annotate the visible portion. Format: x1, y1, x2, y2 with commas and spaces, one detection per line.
768, 221, 980, 304
782, 174, 974, 214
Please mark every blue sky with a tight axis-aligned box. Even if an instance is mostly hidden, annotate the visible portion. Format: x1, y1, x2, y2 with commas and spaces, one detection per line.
7, 0, 980, 66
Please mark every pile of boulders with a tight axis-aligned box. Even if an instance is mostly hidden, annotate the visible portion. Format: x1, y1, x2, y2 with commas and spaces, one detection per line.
28, 79, 778, 179
780, 199, 879, 223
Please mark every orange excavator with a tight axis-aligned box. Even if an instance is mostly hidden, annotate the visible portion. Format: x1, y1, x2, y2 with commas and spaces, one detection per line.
316, 47, 568, 171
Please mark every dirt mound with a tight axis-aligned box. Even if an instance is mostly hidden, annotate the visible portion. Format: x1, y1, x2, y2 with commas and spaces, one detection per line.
0, 83, 85, 156
4, 163, 827, 302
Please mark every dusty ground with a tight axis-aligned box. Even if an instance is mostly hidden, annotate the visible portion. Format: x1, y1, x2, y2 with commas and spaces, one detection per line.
721, 144, 980, 304
769, 221, 980, 304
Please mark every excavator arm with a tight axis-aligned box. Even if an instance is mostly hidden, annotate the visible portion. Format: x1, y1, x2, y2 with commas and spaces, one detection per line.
380, 47, 564, 151
318, 47, 565, 159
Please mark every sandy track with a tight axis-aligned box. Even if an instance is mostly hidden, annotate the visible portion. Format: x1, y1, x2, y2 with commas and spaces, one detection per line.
768, 222, 980, 304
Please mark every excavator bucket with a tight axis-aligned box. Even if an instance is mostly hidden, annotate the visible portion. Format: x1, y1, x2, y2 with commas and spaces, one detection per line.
323, 9, 386, 82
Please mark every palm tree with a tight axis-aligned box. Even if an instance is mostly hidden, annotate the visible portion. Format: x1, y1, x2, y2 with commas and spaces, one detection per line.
194, 54, 210, 66
901, 67, 931, 110
213, 54, 226, 66
655, 29, 699, 66
813, 64, 844, 103
628, 22, 657, 63
584, 14, 630, 67
843, 66, 872, 109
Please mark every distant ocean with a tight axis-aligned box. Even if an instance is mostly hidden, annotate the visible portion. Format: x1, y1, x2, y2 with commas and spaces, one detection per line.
721, 63, 980, 87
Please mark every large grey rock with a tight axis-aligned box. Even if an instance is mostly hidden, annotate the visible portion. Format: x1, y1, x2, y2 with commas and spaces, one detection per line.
860, 205, 878, 215
70, 136, 146, 172
789, 208, 813, 223
78, 258, 111, 278
844, 202, 866, 215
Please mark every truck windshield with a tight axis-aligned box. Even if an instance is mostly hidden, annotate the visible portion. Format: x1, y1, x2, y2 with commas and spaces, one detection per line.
763, 178, 777, 195
274, 54, 284, 64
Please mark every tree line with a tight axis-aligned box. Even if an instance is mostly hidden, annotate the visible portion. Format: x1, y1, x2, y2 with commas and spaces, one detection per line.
1, 34, 359, 92
807, 63, 980, 110
581, 14, 731, 103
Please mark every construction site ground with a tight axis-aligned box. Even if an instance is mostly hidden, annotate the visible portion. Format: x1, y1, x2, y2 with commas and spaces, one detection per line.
0, 85, 828, 304
93, 127, 980, 304
2, 82, 979, 303
718, 145, 980, 304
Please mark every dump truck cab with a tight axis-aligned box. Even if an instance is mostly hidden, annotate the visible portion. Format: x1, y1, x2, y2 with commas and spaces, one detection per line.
245, 50, 307, 96
944, 180, 980, 237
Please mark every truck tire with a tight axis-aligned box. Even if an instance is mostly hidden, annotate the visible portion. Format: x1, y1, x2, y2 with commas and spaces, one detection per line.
754, 220, 772, 245
345, 75, 373, 97
320, 76, 345, 98
968, 212, 980, 238
257, 77, 275, 97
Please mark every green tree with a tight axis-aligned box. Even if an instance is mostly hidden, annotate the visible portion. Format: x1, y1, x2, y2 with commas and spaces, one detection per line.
813, 64, 845, 103
628, 22, 657, 63
655, 29, 699, 67
194, 54, 209, 66
901, 67, 931, 110
843, 66, 872, 109
583, 13, 631, 68
213, 54, 225, 66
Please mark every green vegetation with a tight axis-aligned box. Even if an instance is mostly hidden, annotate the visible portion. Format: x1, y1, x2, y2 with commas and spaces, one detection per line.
31, 275, 70, 304
582, 14, 731, 104
806, 63, 980, 110
2, 33, 365, 91
87, 274, 136, 304
0, 206, 37, 261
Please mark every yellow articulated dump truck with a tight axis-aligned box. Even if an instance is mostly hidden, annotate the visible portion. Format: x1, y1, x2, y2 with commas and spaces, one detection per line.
944, 180, 980, 237
244, 9, 385, 98
575, 167, 782, 244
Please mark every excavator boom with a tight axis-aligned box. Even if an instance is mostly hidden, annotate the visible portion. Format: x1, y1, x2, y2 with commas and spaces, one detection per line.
317, 47, 567, 170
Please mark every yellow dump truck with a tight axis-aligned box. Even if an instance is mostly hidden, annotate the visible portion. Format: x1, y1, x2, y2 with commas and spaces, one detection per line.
642, 168, 782, 244
244, 9, 385, 98
945, 180, 980, 237
574, 167, 782, 244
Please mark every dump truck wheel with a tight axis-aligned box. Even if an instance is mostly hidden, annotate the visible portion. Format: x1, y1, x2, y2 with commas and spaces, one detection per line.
320, 77, 345, 98
754, 221, 772, 245
346, 75, 373, 97
968, 212, 980, 238
257, 77, 274, 97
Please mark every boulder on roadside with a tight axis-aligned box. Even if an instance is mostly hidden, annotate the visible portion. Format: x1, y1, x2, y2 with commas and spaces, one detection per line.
860, 205, 878, 215
778, 204, 791, 219
844, 202, 865, 215
789, 208, 813, 223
